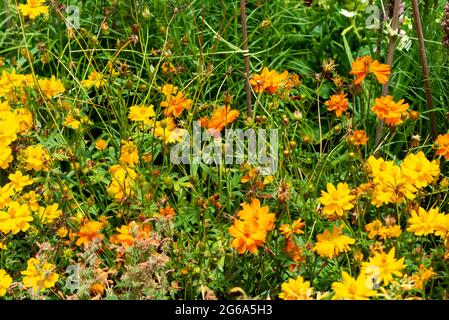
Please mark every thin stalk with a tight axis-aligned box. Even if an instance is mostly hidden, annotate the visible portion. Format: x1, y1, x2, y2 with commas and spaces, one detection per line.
411, 0, 437, 140
240, 0, 252, 117
374, 0, 401, 151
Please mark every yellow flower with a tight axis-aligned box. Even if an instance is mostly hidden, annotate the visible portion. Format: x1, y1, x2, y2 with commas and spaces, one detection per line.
0, 201, 33, 234
18, 0, 49, 20
361, 248, 405, 285
107, 164, 137, 202
0, 183, 14, 208
400, 152, 440, 189
14, 108, 33, 133
95, 139, 108, 151
23, 144, 50, 171
312, 225, 355, 259
119, 139, 139, 167
407, 207, 441, 236
38, 203, 62, 224
318, 182, 355, 218
365, 219, 401, 240
153, 118, 187, 144
63, 115, 81, 129
0, 144, 13, 169
21, 258, 59, 292
332, 271, 376, 300
56, 227, 68, 238
37, 75, 65, 98
81, 71, 106, 89
279, 276, 314, 300
0, 269, 12, 297
128, 104, 156, 125
8, 170, 33, 192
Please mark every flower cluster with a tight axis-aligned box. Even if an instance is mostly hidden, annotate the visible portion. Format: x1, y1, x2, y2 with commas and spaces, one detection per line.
228, 199, 275, 254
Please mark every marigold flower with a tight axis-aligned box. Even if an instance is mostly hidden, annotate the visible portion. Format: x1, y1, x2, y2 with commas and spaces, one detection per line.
250, 67, 289, 94
332, 272, 376, 300
37, 75, 65, 98
81, 71, 106, 89
95, 139, 108, 151
365, 219, 401, 240
236, 198, 276, 232
119, 139, 139, 167
361, 248, 405, 285
411, 265, 436, 290
435, 134, 449, 160
75, 220, 104, 248
18, 0, 49, 20
23, 144, 50, 171
350, 56, 391, 85
21, 258, 59, 292
37, 203, 62, 224
63, 115, 81, 129
0, 269, 12, 297
318, 182, 355, 218
128, 104, 156, 125
279, 276, 314, 300
161, 88, 192, 118
108, 164, 137, 202
153, 118, 187, 144
372, 95, 409, 126
199, 105, 239, 133
8, 170, 33, 192
325, 93, 349, 117
407, 207, 442, 236
349, 130, 369, 146
110, 221, 151, 248
158, 204, 175, 220
400, 151, 440, 189
0, 202, 33, 234
228, 219, 266, 254
312, 225, 355, 259
279, 217, 305, 239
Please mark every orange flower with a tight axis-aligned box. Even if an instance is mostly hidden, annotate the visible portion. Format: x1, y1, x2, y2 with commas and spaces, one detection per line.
435, 134, 449, 160
372, 95, 409, 125
349, 130, 369, 146
237, 198, 276, 232
109, 221, 151, 248
250, 67, 289, 94
75, 220, 104, 248
350, 56, 391, 85
228, 219, 266, 254
158, 204, 175, 221
325, 93, 349, 117
161, 90, 192, 118
279, 218, 305, 238
199, 105, 239, 133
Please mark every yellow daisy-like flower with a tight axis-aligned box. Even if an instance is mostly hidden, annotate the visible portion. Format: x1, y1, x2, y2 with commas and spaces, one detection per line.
279, 275, 314, 300
318, 182, 355, 218
18, 0, 49, 20
8, 170, 33, 192
400, 152, 440, 189
81, 71, 106, 89
361, 248, 405, 285
0, 269, 12, 297
21, 258, 59, 292
407, 207, 442, 236
128, 104, 156, 125
312, 225, 355, 259
332, 271, 376, 300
